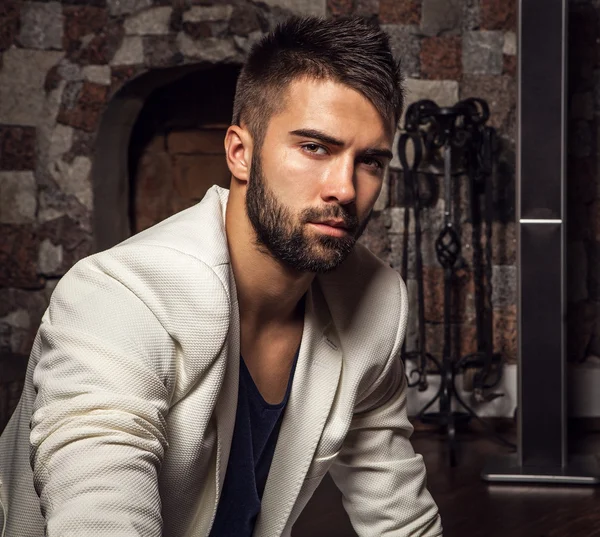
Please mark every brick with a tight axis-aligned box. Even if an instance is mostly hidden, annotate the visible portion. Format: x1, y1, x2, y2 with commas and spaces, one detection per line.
503, 54, 516, 77
0, 224, 44, 288
327, 0, 353, 17
379, 0, 420, 25
420, 36, 461, 80
480, 0, 517, 31
63, 6, 108, 53
57, 81, 109, 132
493, 305, 517, 364
0, 126, 36, 171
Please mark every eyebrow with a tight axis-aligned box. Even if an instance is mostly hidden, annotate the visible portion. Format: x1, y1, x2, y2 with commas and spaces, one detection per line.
289, 128, 393, 162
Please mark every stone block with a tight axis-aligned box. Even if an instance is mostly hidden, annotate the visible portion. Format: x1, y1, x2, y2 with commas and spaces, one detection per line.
0, 224, 43, 288
327, 0, 353, 17
567, 240, 588, 303
57, 81, 108, 133
462, 31, 504, 75
111, 35, 144, 65
259, 0, 326, 17
420, 0, 463, 37
355, 0, 379, 18
38, 239, 63, 276
62, 6, 108, 53
0, 172, 37, 224
19, 1, 63, 50
82, 65, 111, 85
503, 31, 516, 56
0, 1, 20, 52
229, 4, 264, 36
461, 0, 480, 31
491, 265, 516, 309
493, 305, 517, 364
402, 78, 459, 127
176, 33, 239, 63
74, 21, 125, 66
125, 7, 172, 35
420, 36, 461, 80
379, 0, 420, 25
357, 211, 390, 263
107, 0, 153, 17
481, 0, 517, 31
48, 155, 93, 210
460, 75, 515, 131
0, 48, 64, 127
143, 35, 182, 67
381, 25, 420, 79
0, 126, 36, 171
503, 55, 516, 77
183, 5, 234, 23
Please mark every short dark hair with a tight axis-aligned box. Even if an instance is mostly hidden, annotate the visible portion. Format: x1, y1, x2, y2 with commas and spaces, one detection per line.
232, 16, 404, 147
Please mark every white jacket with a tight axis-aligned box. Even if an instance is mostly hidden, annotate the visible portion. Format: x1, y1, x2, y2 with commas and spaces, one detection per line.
0, 186, 442, 536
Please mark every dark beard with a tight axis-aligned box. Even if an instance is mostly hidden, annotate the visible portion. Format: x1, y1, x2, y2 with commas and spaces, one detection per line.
245, 152, 371, 273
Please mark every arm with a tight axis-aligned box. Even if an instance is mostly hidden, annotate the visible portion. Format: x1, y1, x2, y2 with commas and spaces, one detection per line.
27, 241, 232, 537
328, 274, 442, 536
329, 359, 442, 536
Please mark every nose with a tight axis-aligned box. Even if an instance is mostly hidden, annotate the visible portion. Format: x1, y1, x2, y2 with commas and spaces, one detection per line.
321, 157, 356, 206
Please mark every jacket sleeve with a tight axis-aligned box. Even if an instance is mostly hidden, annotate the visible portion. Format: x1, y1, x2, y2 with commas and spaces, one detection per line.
328, 275, 443, 536
29, 254, 178, 537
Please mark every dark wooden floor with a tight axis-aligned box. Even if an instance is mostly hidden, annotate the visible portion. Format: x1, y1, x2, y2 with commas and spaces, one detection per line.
293, 422, 600, 537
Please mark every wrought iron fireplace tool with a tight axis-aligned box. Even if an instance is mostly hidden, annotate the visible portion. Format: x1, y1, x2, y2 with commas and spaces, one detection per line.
398, 99, 516, 466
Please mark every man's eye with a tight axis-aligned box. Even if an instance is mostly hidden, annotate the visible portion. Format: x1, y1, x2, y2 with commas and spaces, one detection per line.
302, 143, 327, 155
361, 157, 383, 169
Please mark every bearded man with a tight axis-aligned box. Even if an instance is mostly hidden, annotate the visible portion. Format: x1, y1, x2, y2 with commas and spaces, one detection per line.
0, 16, 442, 537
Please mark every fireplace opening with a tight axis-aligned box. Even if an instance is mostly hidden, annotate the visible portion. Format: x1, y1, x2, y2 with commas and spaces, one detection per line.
128, 64, 240, 234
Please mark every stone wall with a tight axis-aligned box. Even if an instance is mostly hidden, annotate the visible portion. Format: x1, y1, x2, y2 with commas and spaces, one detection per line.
353, 0, 519, 369
8, 0, 599, 427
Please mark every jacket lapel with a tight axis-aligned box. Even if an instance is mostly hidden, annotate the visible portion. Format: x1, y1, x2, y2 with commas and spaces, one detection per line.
213, 265, 241, 513
253, 283, 343, 536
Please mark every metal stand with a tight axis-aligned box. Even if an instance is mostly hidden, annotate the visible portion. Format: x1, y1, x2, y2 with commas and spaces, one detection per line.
399, 99, 514, 467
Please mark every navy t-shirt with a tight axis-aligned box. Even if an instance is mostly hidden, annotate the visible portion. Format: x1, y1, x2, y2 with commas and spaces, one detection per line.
209, 348, 299, 536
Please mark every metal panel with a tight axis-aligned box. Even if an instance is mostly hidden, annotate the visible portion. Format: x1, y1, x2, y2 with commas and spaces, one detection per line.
519, 0, 565, 220
517, 0, 567, 469
519, 222, 565, 467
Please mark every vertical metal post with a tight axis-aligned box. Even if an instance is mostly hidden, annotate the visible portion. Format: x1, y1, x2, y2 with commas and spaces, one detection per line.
482, 0, 598, 484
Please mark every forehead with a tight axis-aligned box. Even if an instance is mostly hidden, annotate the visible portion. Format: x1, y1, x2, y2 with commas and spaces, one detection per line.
266, 77, 393, 146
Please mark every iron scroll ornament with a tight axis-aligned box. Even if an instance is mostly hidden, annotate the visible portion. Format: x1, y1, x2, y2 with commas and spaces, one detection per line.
398, 98, 515, 466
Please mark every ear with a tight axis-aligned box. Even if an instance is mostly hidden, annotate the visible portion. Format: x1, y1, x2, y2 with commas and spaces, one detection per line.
225, 125, 253, 184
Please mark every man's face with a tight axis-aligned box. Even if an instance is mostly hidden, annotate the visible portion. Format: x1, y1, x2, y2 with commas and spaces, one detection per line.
246, 77, 393, 274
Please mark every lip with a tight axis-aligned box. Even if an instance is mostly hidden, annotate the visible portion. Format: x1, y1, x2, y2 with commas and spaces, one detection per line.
309, 221, 351, 237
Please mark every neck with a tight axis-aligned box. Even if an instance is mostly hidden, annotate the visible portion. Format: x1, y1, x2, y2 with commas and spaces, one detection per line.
225, 190, 315, 327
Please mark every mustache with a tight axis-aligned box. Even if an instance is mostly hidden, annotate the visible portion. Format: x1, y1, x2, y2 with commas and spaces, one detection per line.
300, 205, 359, 232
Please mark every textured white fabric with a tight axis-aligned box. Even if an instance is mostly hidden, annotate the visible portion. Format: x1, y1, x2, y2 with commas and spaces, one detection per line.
0, 185, 442, 536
